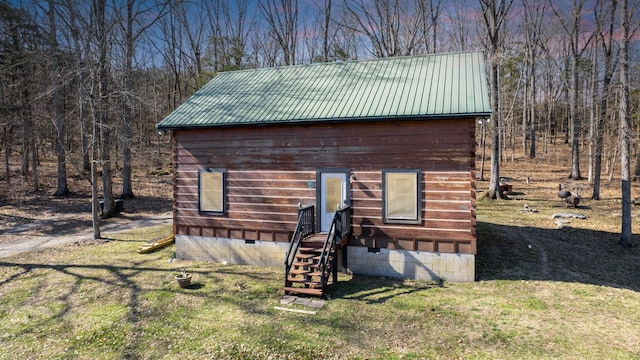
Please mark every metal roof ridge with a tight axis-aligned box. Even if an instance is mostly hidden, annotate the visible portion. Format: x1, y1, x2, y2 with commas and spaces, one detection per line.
219, 50, 485, 74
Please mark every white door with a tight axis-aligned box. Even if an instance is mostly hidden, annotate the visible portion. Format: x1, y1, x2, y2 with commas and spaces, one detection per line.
319, 172, 348, 232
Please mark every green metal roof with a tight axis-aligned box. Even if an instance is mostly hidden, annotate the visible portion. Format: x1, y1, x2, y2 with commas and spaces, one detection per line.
157, 51, 491, 130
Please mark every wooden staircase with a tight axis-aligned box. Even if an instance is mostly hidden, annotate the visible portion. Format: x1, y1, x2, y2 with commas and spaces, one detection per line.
283, 205, 351, 298
283, 234, 333, 297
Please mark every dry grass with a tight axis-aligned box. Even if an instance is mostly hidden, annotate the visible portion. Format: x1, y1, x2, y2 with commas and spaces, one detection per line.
0, 225, 639, 359
476, 143, 640, 293
0, 154, 173, 245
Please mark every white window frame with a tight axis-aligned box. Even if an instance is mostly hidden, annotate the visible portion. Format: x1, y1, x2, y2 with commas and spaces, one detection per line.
198, 168, 226, 215
382, 169, 421, 224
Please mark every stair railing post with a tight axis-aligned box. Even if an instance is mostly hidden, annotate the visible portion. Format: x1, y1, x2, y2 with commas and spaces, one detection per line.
284, 205, 315, 293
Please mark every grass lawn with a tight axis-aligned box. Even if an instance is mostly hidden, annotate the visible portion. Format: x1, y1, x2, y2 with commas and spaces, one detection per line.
1, 214, 639, 359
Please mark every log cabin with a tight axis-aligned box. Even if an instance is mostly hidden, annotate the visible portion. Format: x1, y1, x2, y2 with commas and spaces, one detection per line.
157, 51, 490, 296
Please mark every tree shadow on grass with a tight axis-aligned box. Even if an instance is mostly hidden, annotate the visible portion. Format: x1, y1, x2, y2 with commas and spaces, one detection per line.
0, 258, 225, 358
0, 258, 284, 357
477, 221, 640, 292
326, 274, 441, 304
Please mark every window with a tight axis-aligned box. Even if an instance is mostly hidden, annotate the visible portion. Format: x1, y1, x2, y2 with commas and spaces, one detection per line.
382, 169, 421, 224
199, 168, 226, 214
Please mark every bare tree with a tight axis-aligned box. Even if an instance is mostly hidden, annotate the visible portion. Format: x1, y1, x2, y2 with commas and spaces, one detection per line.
0, 2, 32, 184
259, 0, 298, 65
118, 0, 170, 199
121, 0, 136, 200
619, 0, 639, 248
154, 3, 199, 108
417, 0, 442, 53
479, 0, 514, 199
341, 0, 422, 58
204, 0, 253, 71
59, 0, 92, 174
1, 3, 43, 190
323, 0, 332, 61
551, 0, 596, 180
329, 7, 361, 60
93, 0, 117, 219
49, 0, 70, 197
176, 2, 206, 84
591, 0, 619, 200
444, 0, 474, 52
522, 0, 547, 160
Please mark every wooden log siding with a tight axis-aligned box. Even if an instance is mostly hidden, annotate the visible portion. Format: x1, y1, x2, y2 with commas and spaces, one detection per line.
350, 170, 476, 254
172, 118, 477, 254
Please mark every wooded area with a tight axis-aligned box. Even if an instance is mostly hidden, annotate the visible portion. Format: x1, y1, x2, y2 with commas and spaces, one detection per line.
0, 0, 638, 242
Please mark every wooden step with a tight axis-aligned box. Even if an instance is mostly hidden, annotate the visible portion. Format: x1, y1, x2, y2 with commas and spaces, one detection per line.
295, 253, 317, 260
283, 286, 323, 297
299, 246, 335, 253
302, 239, 324, 244
288, 270, 323, 278
292, 256, 333, 266
304, 234, 327, 242
292, 261, 320, 269
286, 277, 321, 285
298, 247, 323, 253
289, 268, 310, 276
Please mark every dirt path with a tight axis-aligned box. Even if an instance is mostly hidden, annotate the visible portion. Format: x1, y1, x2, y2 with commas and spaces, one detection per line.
0, 214, 172, 258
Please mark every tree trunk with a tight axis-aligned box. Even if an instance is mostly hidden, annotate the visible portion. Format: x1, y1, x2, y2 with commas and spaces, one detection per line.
91, 95, 102, 240
121, 0, 135, 199
563, 86, 569, 145
480, 0, 513, 199
522, 0, 542, 160
592, 0, 617, 199
619, 0, 632, 248
552, 0, 594, 179
323, 0, 331, 61
488, 59, 502, 199
96, 0, 115, 218
592, 76, 609, 199
522, 68, 528, 156
3, 125, 9, 183
587, 48, 597, 185
68, 5, 91, 174
21, 112, 29, 180
80, 92, 90, 173
31, 129, 38, 192
430, 0, 441, 53
569, 53, 581, 179
480, 119, 487, 181
633, 150, 640, 180
50, 0, 70, 197
0, 73, 6, 183
529, 55, 536, 159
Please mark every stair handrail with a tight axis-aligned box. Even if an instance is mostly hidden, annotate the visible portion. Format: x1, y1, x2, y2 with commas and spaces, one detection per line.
284, 205, 315, 277
318, 205, 351, 287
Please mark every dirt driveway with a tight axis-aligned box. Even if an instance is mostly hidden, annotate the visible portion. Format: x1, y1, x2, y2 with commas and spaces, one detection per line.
0, 213, 172, 258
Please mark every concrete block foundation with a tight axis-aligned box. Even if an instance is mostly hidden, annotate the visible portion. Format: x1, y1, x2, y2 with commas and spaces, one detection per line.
176, 235, 475, 282
346, 246, 475, 282
176, 235, 289, 268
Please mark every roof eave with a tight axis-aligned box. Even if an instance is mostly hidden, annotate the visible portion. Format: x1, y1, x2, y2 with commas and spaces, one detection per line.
156, 112, 492, 131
